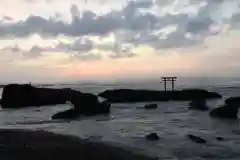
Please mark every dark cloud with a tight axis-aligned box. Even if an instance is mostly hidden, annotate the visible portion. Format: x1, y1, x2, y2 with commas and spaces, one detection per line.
1, 45, 42, 58
0, 1, 158, 38
154, 31, 197, 49
26, 46, 44, 57
1, 0, 236, 50
1, 45, 21, 53
131, 0, 154, 9
186, 17, 213, 34
70, 52, 102, 61
24, 37, 94, 55
231, 13, 240, 28
109, 43, 137, 58
3, 16, 13, 21
0, 36, 137, 60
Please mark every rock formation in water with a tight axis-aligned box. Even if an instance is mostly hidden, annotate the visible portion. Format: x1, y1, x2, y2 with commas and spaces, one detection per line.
145, 133, 160, 141
98, 89, 222, 103
144, 104, 158, 109
0, 84, 67, 108
52, 103, 111, 120
216, 137, 224, 141
187, 134, 206, 144
225, 97, 240, 106
52, 108, 81, 119
0, 84, 111, 119
188, 99, 209, 111
209, 104, 238, 119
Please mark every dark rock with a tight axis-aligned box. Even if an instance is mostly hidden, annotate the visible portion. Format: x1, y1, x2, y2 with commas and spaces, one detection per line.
225, 97, 240, 106
187, 134, 206, 144
0, 84, 69, 108
0, 84, 111, 119
98, 89, 222, 103
210, 104, 238, 119
188, 99, 209, 111
35, 109, 41, 112
145, 104, 158, 109
216, 137, 224, 141
52, 103, 111, 120
145, 133, 160, 141
52, 108, 81, 119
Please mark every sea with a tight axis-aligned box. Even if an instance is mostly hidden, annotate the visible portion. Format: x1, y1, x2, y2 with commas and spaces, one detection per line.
1, 77, 240, 160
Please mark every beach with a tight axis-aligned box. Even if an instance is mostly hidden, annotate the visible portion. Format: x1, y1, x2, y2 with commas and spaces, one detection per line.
0, 129, 156, 160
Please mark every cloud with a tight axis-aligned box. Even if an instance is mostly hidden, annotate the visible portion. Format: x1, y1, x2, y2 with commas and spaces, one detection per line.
2, 16, 13, 21
0, 0, 239, 51
24, 0, 36, 3
0, 1, 157, 38
231, 13, 240, 28
0, 36, 137, 60
70, 52, 102, 61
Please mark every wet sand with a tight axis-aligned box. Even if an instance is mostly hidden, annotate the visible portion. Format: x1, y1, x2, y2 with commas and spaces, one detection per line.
0, 129, 157, 160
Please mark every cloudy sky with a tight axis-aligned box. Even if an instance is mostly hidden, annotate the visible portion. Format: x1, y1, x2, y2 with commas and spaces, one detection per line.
0, 0, 240, 83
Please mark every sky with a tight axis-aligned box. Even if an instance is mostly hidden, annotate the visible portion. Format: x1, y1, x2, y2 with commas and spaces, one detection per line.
1, 0, 240, 83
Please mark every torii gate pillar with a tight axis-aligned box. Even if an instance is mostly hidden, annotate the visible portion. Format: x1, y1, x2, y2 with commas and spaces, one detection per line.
161, 77, 177, 91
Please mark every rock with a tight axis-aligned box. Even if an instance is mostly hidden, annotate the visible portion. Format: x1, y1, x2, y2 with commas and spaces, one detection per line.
188, 99, 209, 111
98, 89, 222, 103
52, 108, 81, 119
187, 134, 206, 144
35, 109, 41, 112
216, 137, 224, 141
0, 84, 69, 108
210, 104, 238, 119
145, 133, 160, 141
52, 103, 111, 119
145, 104, 158, 109
1, 84, 111, 119
225, 97, 240, 106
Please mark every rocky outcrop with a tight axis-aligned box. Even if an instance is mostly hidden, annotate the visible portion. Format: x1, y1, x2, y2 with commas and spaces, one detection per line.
144, 104, 158, 109
225, 97, 240, 105
188, 99, 209, 111
98, 89, 222, 103
187, 134, 206, 144
216, 137, 224, 141
210, 104, 238, 119
52, 103, 111, 119
52, 108, 81, 119
0, 84, 111, 119
145, 133, 160, 141
0, 84, 69, 108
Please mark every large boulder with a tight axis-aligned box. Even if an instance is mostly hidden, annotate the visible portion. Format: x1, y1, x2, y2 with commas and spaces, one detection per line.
98, 89, 222, 103
144, 104, 158, 109
225, 97, 240, 106
52, 102, 111, 120
187, 134, 206, 144
0, 84, 69, 108
210, 104, 238, 119
145, 133, 160, 141
0, 84, 111, 119
52, 108, 81, 119
188, 99, 209, 111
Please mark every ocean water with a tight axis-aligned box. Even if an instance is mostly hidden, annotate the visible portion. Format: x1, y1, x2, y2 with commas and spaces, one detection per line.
1, 77, 240, 159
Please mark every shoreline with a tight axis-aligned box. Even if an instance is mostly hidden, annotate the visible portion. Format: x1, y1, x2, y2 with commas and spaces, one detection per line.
0, 129, 157, 160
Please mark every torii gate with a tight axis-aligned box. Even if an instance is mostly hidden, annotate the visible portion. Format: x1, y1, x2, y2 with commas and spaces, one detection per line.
161, 77, 177, 91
